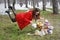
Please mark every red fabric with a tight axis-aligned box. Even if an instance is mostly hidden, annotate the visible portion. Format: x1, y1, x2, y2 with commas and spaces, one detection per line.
16, 10, 32, 30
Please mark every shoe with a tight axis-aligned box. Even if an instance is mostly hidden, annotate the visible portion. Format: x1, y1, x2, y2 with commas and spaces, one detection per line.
5, 11, 9, 14
8, 6, 13, 9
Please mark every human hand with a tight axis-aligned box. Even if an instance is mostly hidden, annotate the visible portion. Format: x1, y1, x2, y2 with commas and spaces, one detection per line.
30, 21, 33, 24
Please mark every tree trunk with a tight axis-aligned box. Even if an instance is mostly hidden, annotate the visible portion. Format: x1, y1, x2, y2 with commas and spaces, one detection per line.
50, 0, 52, 6
37, 2, 39, 7
32, 0, 35, 8
13, 0, 15, 10
28, 1, 30, 5
7, 0, 10, 9
42, 0, 46, 11
25, 0, 28, 8
36, 0, 39, 7
20, 0, 23, 7
52, 0, 59, 14
4, 0, 6, 8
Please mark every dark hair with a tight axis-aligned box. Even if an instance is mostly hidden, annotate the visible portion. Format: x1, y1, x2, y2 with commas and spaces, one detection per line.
32, 8, 40, 19
33, 8, 40, 12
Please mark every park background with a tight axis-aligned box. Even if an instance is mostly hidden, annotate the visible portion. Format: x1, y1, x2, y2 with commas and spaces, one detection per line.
0, 0, 60, 40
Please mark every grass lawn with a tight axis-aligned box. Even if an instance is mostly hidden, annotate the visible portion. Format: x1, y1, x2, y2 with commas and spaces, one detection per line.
0, 10, 60, 40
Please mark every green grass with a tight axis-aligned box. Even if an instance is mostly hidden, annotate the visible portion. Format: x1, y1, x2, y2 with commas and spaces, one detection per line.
47, 8, 53, 10
16, 10, 27, 13
0, 10, 60, 40
46, 8, 60, 12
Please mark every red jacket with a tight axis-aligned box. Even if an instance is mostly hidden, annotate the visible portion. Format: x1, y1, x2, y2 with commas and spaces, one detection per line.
16, 10, 32, 30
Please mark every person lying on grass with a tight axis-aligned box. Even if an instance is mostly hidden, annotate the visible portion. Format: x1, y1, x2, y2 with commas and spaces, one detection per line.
6, 7, 40, 30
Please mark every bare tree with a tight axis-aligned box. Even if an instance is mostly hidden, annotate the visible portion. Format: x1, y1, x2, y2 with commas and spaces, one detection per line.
7, 0, 10, 9
13, 0, 16, 10
50, 0, 52, 6
25, 0, 28, 8
4, 0, 6, 8
52, 0, 59, 14
32, 0, 35, 8
20, 0, 23, 7
36, 0, 39, 7
42, 0, 46, 11
29, 1, 30, 5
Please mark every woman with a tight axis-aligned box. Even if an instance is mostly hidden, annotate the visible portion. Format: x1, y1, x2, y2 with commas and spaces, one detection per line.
6, 8, 40, 30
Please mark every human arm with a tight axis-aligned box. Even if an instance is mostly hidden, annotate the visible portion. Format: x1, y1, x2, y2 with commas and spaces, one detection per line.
24, 18, 33, 24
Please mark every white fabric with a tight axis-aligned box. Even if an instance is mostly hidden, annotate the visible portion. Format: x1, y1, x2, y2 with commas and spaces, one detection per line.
48, 26, 54, 30
32, 23, 37, 28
